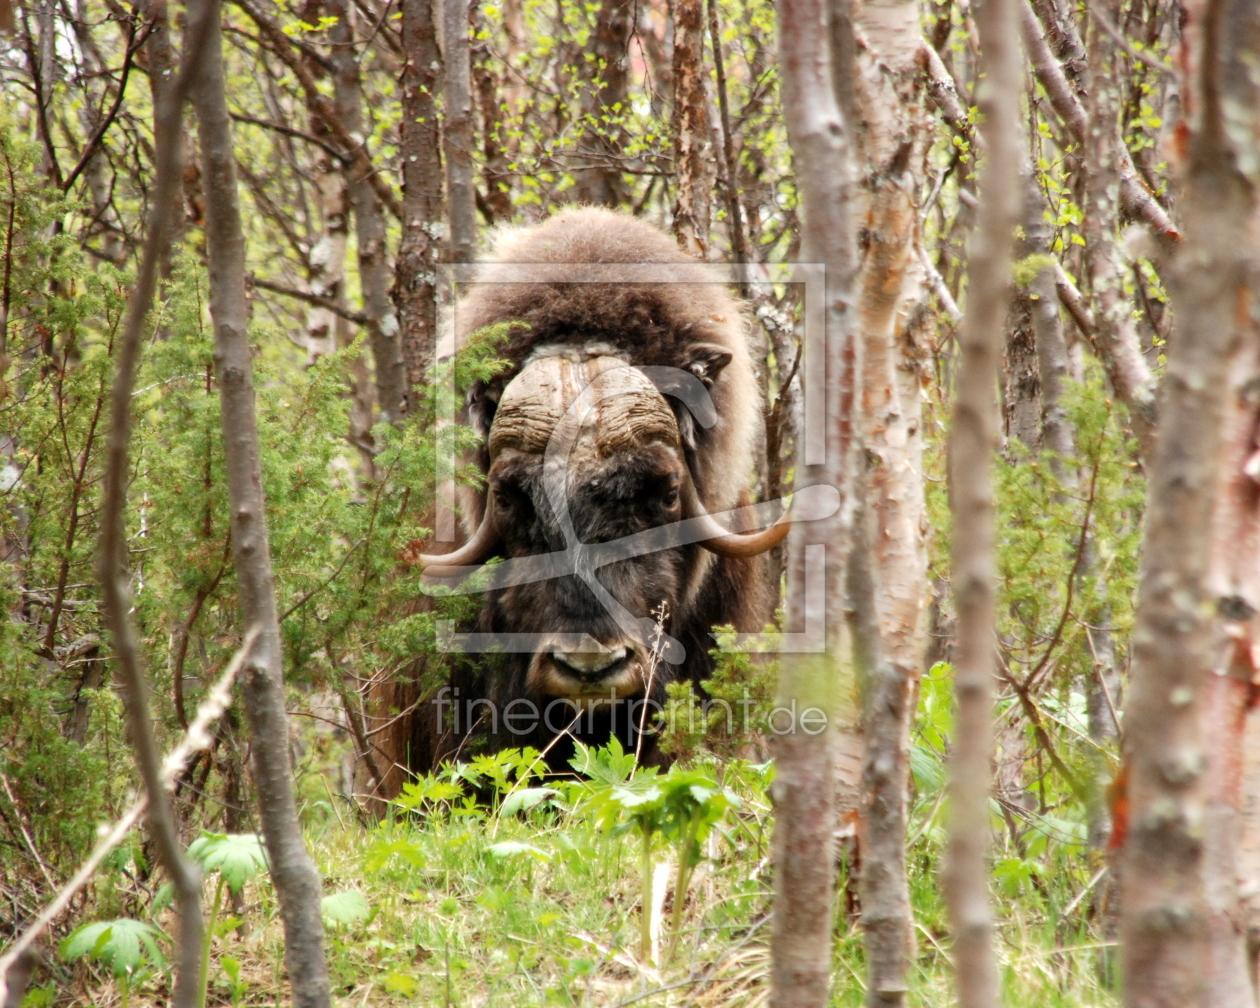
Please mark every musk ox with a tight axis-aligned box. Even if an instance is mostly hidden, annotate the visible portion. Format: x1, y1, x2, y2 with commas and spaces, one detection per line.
407, 208, 796, 771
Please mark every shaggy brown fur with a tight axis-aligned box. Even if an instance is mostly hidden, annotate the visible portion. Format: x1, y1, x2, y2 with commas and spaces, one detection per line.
456, 207, 758, 515
370, 208, 772, 788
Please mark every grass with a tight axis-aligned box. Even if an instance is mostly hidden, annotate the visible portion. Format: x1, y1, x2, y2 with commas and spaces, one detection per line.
39, 741, 1121, 1008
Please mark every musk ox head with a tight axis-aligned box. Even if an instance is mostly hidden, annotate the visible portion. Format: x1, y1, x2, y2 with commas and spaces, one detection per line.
415, 345, 790, 707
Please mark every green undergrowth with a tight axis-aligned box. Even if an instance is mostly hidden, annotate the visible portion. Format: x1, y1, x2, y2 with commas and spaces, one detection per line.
42, 732, 1118, 1008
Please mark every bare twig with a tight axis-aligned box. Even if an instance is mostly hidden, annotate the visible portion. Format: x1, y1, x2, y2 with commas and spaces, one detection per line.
707, 0, 751, 279
1085, 0, 1173, 75
251, 275, 369, 326
1063, 866, 1108, 918
231, 0, 402, 221
920, 246, 962, 323
61, 20, 156, 192
0, 775, 57, 893
229, 112, 350, 164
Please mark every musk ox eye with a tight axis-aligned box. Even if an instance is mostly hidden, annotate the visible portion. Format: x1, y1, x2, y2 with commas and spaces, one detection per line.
662, 484, 679, 508
494, 491, 511, 510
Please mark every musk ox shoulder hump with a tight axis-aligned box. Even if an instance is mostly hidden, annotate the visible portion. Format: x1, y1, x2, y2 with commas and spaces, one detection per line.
457, 208, 758, 512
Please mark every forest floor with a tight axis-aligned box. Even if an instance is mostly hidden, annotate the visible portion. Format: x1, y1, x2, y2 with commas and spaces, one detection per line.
44, 739, 1119, 1008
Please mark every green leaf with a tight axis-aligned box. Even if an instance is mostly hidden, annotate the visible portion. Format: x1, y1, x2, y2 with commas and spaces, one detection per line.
499, 787, 559, 816
568, 737, 639, 785
151, 881, 175, 916
486, 841, 551, 862
383, 971, 420, 996
187, 833, 269, 895
395, 776, 464, 810
321, 890, 371, 926
60, 919, 165, 978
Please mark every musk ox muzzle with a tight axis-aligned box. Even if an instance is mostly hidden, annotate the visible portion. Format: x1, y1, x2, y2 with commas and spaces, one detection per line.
416, 350, 792, 703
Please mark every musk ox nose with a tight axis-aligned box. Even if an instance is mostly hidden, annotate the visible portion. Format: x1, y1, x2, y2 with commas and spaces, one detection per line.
552, 646, 629, 678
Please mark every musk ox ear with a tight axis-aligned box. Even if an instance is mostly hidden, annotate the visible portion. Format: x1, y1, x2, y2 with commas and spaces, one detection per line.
683, 343, 733, 388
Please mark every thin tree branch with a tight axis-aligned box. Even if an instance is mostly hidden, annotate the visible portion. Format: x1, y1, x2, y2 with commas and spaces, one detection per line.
1086, 0, 1174, 75
229, 112, 350, 164
60, 19, 155, 192
231, 0, 402, 221
1053, 262, 1096, 336
1019, 0, 1180, 247
921, 39, 971, 140
94, 0, 219, 1002
279, 537, 367, 621
251, 275, 369, 325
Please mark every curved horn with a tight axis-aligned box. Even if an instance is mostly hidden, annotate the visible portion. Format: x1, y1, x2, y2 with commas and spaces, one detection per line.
682, 479, 793, 558
408, 509, 502, 574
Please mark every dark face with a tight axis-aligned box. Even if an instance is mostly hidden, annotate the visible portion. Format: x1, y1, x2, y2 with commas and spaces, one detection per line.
483, 440, 692, 703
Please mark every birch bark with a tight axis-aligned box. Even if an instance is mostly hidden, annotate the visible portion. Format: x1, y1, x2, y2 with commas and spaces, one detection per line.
850, 0, 931, 1000
942, 1, 1022, 1007
771, 0, 859, 1003
1083, 7, 1157, 460
1120, 0, 1260, 1003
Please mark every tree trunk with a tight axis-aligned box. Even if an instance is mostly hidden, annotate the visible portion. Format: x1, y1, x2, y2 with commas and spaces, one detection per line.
571, 0, 632, 206
374, 0, 448, 801
1120, 0, 1260, 1003
394, 0, 444, 406
1003, 227, 1041, 453
942, 0, 1021, 1007
671, 0, 713, 256
303, 149, 349, 362
850, 0, 930, 1000
771, 0, 859, 1003
191, 4, 331, 1005
1022, 176, 1074, 466
707, 0, 750, 268
444, 0, 477, 264
1199, 327, 1260, 1004
472, 20, 513, 222
1082, 6, 1157, 461
329, 0, 406, 423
